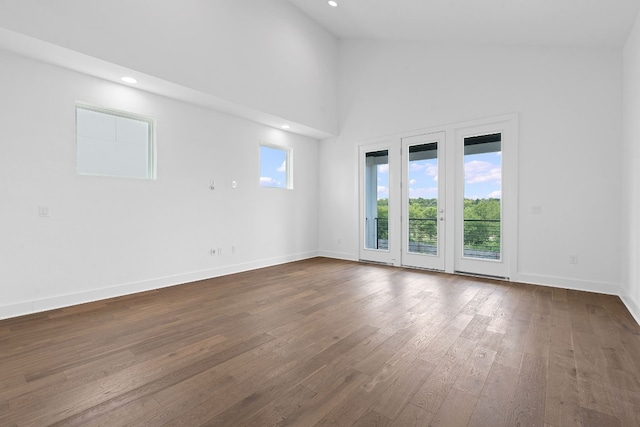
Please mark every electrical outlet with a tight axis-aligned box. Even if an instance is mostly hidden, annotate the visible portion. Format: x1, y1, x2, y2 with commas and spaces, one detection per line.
38, 206, 50, 217
569, 254, 578, 264
232, 246, 237, 254
531, 205, 543, 215
210, 248, 217, 256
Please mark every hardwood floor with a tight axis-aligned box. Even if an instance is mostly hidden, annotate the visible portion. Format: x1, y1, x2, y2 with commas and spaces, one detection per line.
1, 257, 640, 426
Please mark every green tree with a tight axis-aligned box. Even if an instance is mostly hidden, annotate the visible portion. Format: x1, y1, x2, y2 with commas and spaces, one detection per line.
377, 199, 389, 240
463, 198, 501, 252
408, 198, 437, 244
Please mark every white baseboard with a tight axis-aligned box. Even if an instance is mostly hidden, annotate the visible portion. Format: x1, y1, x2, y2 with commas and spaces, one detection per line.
317, 250, 358, 261
513, 272, 621, 296
620, 293, 640, 326
0, 251, 318, 321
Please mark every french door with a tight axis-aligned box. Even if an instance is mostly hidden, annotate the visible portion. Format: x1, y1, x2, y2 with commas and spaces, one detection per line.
360, 141, 398, 265
401, 132, 446, 270
359, 115, 516, 278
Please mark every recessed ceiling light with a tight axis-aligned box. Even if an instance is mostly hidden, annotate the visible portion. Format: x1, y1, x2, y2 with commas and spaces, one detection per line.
281, 124, 291, 129
121, 76, 138, 84
328, 1, 338, 7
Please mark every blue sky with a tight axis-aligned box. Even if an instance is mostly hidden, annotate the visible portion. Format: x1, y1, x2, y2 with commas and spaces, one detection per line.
462, 152, 502, 200
376, 152, 501, 200
260, 146, 287, 188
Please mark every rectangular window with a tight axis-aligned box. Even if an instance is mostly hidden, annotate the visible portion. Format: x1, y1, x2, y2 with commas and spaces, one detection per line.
259, 144, 291, 189
364, 150, 389, 250
463, 133, 502, 260
76, 104, 155, 179
407, 142, 438, 255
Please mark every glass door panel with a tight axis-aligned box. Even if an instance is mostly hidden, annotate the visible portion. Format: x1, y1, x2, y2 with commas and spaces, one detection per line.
364, 150, 389, 251
359, 142, 398, 265
462, 133, 502, 260
402, 132, 445, 270
455, 127, 509, 279
408, 143, 438, 255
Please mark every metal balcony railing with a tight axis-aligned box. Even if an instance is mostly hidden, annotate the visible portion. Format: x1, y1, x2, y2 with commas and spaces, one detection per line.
367, 217, 500, 260
408, 218, 438, 254
463, 219, 501, 260
375, 217, 388, 249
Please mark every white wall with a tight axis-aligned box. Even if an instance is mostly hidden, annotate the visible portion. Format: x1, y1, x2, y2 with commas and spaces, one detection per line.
622, 13, 640, 322
319, 41, 623, 294
0, 50, 319, 319
0, 0, 338, 135
0, 3, 633, 320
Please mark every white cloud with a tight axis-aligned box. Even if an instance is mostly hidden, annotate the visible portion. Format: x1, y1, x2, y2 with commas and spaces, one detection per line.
277, 160, 286, 173
425, 164, 438, 182
465, 160, 501, 184
260, 176, 281, 186
487, 190, 502, 198
378, 164, 389, 173
409, 179, 417, 185
410, 163, 438, 178
411, 163, 438, 179
409, 187, 438, 198
377, 185, 389, 198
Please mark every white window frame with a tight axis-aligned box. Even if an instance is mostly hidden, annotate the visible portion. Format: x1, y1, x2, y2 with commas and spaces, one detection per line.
75, 103, 156, 179
259, 143, 293, 189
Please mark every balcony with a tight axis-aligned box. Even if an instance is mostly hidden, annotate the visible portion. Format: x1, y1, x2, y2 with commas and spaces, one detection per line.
370, 217, 500, 260
461, 219, 501, 260
407, 218, 437, 255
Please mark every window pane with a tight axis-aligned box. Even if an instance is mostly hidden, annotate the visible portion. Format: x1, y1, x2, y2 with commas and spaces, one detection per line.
76, 106, 153, 179
463, 133, 501, 260
260, 145, 289, 188
364, 150, 388, 250
408, 142, 438, 255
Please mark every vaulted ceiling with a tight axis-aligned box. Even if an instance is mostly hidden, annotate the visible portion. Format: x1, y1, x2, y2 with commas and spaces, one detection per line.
286, 0, 640, 48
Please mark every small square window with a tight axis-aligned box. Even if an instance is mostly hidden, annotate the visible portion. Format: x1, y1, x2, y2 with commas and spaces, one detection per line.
260, 144, 292, 189
76, 104, 155, 179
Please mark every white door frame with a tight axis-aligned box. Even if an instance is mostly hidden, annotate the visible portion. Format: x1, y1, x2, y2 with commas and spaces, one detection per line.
401, 131, 446, 271
357, 113, 518, 278
358, 139, 401, 266
453, 114, 518, 279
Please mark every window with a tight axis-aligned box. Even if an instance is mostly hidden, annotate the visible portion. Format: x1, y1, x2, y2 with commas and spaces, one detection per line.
76, 104, 155, 179
463, 133, 502, 260
259, 144, 292, 189
364, 149, 389, 250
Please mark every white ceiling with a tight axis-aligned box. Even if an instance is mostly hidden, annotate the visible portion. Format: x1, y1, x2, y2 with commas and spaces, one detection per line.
286, 0, 640, 48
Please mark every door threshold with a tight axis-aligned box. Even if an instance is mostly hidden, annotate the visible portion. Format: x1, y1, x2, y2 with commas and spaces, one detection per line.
401, 264, 444, 273
359, 259, 393, 267
455, 270, 509, 281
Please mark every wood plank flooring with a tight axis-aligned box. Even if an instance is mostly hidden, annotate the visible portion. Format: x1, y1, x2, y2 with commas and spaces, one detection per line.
1, 257, 640, 426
